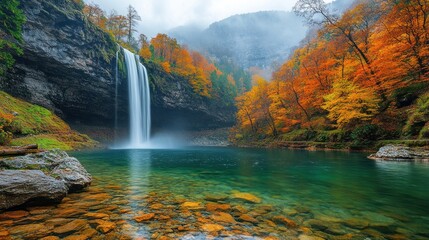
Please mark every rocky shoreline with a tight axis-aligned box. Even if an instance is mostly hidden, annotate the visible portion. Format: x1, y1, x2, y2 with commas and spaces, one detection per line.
368, 144, 429, 162
0, 150, 92, 210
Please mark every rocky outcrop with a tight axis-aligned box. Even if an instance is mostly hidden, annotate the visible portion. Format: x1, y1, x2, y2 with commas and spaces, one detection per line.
147, 62, 236, 130
368, 144, 429, 162
0, 150, 91, 210
0, 0, 235, 132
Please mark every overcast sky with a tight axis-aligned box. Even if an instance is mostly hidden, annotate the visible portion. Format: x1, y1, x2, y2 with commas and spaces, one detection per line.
85, 0, 332, 38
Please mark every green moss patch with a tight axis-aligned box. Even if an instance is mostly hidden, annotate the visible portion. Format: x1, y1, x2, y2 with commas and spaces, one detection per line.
0, 91, 99, 150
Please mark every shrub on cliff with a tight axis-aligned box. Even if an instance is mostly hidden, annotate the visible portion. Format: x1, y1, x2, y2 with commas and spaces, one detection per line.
0, 0, 25, 76
0, 113, 13, 145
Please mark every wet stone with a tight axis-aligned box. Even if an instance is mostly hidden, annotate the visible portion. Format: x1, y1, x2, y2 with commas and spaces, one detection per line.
233, 205, 248, 214
272, 216, 297, 228
239, 214, 258, 224
9, 223, 51, 238
79, 227, 98, 238
28, 206, 51, 215
181, 202, 204, 210
40, 236, 60, 240
51, 208, 87, 218
305, 219, 330, 231
150, 203, 164, 210
53, 219, 88, 234
342, 218, 369, 229
211, 212, 236, 224
298, 235, 325, 240
84, 212, 110, 219
202, 223, 225, 232
232, 192, 262, 203
206, 203, 231, 212
0, 210, 29, 220
95, 220, 116, 233
134, 213, 155, 222
63, 235, 88, 240
204, 194, 228, 202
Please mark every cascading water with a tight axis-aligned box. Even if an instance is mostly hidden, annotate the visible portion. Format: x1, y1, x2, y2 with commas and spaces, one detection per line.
121, 48, 151, 148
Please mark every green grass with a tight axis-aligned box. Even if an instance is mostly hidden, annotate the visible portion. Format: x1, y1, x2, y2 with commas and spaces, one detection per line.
11, 135, 72, 150
0, 91, 99, 150
376, 139, 429, 148
0, 91, 70, 135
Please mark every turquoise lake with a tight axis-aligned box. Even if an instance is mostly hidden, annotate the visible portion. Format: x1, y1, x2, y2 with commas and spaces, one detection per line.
71, 147, 429, 239
3, 147, 429, 239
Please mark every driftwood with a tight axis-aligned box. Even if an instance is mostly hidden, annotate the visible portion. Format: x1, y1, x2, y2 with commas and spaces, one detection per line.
0, 144, 42, 157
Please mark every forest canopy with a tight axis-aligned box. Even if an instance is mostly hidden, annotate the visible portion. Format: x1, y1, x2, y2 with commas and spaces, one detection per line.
233, 0, 429, 146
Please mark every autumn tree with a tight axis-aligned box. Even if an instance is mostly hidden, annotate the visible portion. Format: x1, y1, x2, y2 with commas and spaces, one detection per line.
138, 34, 151, 59
106, 11, 128, 41
293, 0, 378, 74
372, 0, 429, 84
150, 34, 179, 63
83, 4, 106, 29
236, 76, 277, 136
322, 79, 380, 128
126, 5, 141, 44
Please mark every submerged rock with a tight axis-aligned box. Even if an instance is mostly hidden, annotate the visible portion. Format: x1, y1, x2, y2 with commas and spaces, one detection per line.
368, 145, 429, 162
201, 223, 224, 232
134, 213, 155, 222
0, 150, 91, 210
232, 192, 262, 204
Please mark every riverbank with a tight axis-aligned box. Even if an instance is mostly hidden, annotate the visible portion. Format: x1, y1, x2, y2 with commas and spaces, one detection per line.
233, 138, 429, 152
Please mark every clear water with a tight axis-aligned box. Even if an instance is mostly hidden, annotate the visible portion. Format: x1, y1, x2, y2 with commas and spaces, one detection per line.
3, 147, 429, 239
71, 147, 429, 239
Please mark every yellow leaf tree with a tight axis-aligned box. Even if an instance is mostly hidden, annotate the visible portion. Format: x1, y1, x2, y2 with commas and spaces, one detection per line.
322, 79, 380, 128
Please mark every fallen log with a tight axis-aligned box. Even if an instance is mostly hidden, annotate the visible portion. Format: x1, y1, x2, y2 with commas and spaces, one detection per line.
12, 144, 38, 150
0, 145, 42, 157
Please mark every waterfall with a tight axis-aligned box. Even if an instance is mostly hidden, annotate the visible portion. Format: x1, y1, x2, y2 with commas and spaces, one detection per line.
122, 48, 151, 147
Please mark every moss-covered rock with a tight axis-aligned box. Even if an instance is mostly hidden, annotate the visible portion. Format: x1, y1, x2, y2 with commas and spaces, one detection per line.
0, 91, 98, 150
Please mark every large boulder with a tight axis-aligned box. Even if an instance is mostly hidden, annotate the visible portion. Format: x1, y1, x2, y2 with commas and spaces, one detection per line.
0, 150, 92, 210
0, 170, 67, 210
368, 144, 429, 162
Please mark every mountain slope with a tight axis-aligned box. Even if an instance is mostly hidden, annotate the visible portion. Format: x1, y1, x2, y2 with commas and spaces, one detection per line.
171, 11, 308, 74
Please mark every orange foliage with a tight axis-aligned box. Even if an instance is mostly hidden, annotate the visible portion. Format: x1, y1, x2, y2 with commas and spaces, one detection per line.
139, 47, 151, 59
235, 0, 429, 138
160, 61, 171, 73
150, 34, 215, 97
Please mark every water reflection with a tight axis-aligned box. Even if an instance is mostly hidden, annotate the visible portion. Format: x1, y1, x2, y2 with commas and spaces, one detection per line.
127, 149, 152, 238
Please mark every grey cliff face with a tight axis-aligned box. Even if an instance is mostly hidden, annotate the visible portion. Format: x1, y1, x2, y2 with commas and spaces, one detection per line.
1, 0, 117, 126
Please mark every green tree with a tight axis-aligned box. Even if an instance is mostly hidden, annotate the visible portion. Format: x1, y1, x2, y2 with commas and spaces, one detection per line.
0, 0, 25, 76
